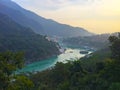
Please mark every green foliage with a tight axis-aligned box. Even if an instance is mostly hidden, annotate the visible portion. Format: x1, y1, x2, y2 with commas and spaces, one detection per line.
30, 33, 120, 90
80, 48, 111, 72
0, 52, 34, 90
109, 33, 120, 60
1, 33, 119, 90
108, 83, 120, 90
30, 60, 87, 90
58, 81, 70, 90
0, 13, 120, 90
0, 13, 60, 64
7, 75, 34, 90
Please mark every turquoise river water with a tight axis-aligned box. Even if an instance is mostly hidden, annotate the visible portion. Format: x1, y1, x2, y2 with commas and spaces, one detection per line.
18, 47, 89, 73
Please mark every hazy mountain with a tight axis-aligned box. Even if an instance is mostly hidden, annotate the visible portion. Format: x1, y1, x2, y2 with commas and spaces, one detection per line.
0, 0, 93, 37
63, 33, 119, 50
0, 13, 60, 64
0, 0, 45, 34
63, 34, 110, 49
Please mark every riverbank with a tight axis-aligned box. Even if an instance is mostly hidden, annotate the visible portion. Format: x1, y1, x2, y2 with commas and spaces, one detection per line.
18, 48, 90, 73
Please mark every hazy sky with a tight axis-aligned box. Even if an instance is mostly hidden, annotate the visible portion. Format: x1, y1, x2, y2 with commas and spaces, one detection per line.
12, 0, 120, 34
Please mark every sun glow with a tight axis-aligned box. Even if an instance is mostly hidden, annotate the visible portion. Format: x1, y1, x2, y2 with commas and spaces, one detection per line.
13, 0, 120, 34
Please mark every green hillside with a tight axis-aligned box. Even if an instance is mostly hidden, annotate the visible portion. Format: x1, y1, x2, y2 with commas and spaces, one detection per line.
29, 33, 120, 90
0, 13, 60, 64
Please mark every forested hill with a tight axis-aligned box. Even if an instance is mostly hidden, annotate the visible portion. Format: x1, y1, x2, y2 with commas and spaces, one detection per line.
63, 33, 118, 50
0, 13, 60, 64
29, 33, 120, 90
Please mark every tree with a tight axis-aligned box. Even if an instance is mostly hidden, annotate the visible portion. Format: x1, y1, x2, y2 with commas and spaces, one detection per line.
109, 83, 120, 90
100, 33, 120, 82
7, 75, 34, 90
0, 52, 34, 90
109, 33, 120, 61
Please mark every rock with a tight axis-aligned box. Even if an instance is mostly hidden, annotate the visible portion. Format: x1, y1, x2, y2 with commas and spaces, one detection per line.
80, 51, 89, 54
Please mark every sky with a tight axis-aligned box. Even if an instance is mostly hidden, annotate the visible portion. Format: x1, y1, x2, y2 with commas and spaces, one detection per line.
12, 0, 120, 34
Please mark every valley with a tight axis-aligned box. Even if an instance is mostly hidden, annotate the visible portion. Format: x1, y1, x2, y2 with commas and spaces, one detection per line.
18, 42, 92, 73
0, 0, 120, 90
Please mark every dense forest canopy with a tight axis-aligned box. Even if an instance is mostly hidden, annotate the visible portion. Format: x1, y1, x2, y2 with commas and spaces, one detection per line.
0, 52, 34, 90
0, 1, 120, 90
0, 31, 120, 90
0, 13, 60, 64
29, 33, 120, 90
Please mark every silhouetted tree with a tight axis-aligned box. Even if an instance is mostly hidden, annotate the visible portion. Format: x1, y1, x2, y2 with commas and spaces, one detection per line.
109, 33, 120, 61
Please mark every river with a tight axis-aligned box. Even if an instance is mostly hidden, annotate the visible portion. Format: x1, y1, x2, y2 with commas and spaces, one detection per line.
18, 47, 89, 73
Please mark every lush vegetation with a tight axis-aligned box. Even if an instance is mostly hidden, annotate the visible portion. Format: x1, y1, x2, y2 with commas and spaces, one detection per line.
0, 52, 34, 90
1, 1, 119, 90
0, 16, 120, 90
80, 47, 111, 72
29, 33, 120, 90
0, 13, 60, 64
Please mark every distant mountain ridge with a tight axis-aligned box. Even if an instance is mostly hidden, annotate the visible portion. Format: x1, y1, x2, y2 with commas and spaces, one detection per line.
0, 0, 93, 37
63, 33, 119, 50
